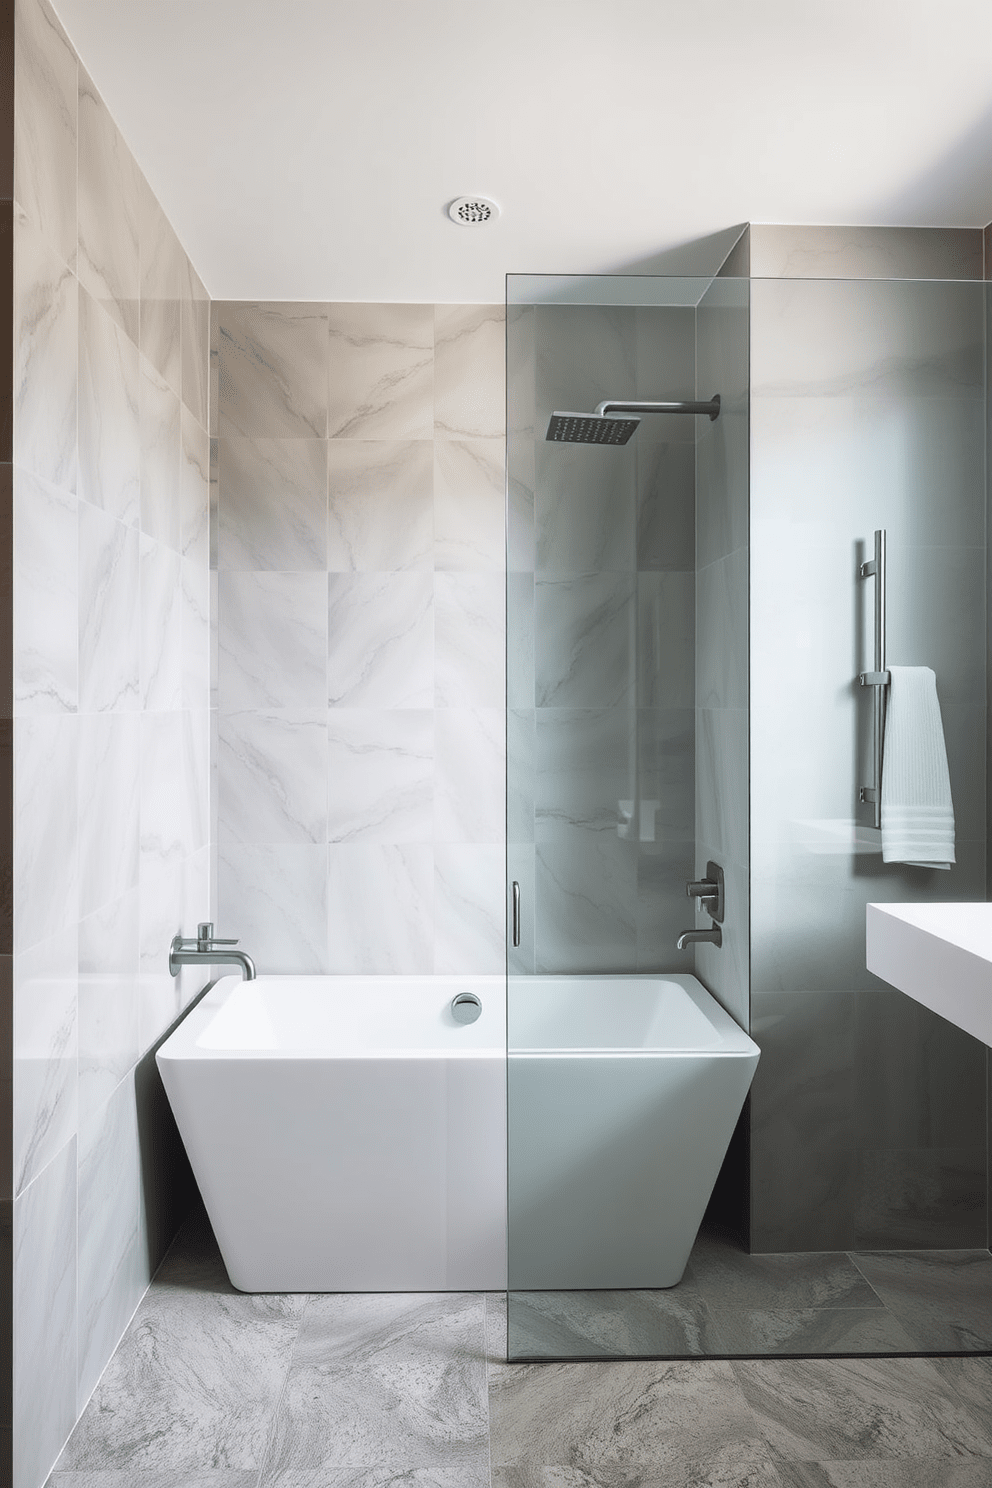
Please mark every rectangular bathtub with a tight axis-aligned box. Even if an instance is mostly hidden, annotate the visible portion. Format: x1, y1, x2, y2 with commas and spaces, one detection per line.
507, 973, 760, 1289
157, 974, 507, 1292
157, 971, 758, 1294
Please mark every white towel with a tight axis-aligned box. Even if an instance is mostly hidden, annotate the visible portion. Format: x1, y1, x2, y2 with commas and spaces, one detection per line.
880, 665, 955, 869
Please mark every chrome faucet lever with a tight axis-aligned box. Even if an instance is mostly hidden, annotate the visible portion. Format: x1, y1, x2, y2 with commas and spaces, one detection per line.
170, 922, 256, 981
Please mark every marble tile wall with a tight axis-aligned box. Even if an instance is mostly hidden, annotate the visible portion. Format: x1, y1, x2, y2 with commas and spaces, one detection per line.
748, 272, 988, 1252
11, 0, 211, 1482
507, 303, 697, 976
213, 300, 506, 973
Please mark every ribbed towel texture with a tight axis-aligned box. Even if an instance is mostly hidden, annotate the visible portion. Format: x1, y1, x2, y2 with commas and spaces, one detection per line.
880, 665, 955, 869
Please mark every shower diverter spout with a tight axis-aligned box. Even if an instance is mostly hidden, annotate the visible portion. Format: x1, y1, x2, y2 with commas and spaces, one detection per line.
545, 395, 721, 445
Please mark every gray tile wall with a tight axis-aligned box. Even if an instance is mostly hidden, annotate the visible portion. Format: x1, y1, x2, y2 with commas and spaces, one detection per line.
693, 277, 749, 1028
212, 301, 506, 973
507, 304, 696, 974
748, 273, 988, 1252
12, 0, 211, 1481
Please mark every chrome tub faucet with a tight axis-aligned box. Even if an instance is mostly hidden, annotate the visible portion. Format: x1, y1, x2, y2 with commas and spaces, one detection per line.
170, 922, 256, 981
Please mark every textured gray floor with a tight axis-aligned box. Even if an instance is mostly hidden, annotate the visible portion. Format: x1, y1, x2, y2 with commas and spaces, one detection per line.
508, 1227, 992, 1359
48, 1209, 992, 1488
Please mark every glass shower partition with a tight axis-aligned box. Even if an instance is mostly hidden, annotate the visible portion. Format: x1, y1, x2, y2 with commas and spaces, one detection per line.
506, 265, 992, 1364
505, 272, 751, 1359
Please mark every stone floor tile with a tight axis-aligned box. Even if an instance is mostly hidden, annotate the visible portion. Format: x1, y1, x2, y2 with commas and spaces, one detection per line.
506, 1288, 724, 1359
707, 1305, 919, 1356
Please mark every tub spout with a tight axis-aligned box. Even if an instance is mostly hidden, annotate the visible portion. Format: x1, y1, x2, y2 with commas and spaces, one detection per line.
170, 922, 256, 980
676, 926, 722, 951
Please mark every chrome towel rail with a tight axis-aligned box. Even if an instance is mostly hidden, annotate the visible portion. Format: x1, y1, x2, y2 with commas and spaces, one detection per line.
858, 529, 890, 828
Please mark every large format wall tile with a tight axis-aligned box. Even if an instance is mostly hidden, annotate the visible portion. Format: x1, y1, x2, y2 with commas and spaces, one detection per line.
77, 65, 139, 345
78, 504, 140, 713
14, 0, 77, 269
78, 286, 139, 525
139, 358, 181, 549
14, 1139, 77, 1488
138, 175, 182, 395
13, 469, 77, 714
327, 302, 432, 439
433, 708, 505, 844
140, 538, 183, 712
434, 571, 504, 708
220, 438, 327, 572
219, 710, 328, 846
326, 843, 433, 973
180, 258, 209, 428
534, 572, 635, 709
327, 439, 433, 571
325, 710, 432, 845
219, 571, 327, 709
327, 572, 433, 708
14, 204, 77, 488
219, 844, 328, 975
218, 302, 327, 439
14, 713, 78, 953
13, 925, 77, 1194
434, 304, 505, 440
434, 438, 504, 572
77, 889, 139, 1125
534, 441, 635, 575
435, 844, 506, 974
77, 711, 140, 918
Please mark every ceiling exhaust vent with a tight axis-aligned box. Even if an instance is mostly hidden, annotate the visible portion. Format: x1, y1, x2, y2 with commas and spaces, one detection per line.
448, 196, 499, 226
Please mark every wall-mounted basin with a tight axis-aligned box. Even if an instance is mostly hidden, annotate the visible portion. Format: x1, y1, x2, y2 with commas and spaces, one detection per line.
866, 902, 992, 1046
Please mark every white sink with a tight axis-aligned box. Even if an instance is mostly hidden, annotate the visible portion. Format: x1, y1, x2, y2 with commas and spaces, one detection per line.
866, 901, 992, 1045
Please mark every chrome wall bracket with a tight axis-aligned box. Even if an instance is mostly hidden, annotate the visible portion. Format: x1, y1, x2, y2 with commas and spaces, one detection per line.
858, 529, 889, 829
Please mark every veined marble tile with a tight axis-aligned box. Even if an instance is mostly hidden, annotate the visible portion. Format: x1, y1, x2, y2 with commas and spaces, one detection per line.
210, 302, 220, 438
14, 0, 77, 268
14, 203, 77, 488
434, 572, 505, 709
708, 1305, 920, 1357
140, 356, 182, 550
14, 468, 77, 713
327, 439, 433, 571
434, 708, 505, 845
635, 839, 696, 973
263, 1469, 487, 1488
14, 925, 77, 1193
181, 256, 209, 428
180, 405, 210, 565
78, 504, 140, 712
326, 709, 432, 844
57, 1255, 303, 1473
534, 573, 635, 709
434, 438, 505, 572
534, 707, 634, 843
78, 64, 140, 344
534, 441, 635, 576
506, 1286, 723, 1361
533, 303, 635, 436
534, 838, 637, 974
140, 536, 183, 711
489, 1358, 767, 1478
219, 570, 327, 709
507, 442, 535, 575
259, 1292, 488, 1477
328, 302, 433, 440
506, 573, 535, 711
219, 437, 327, 571
849, 1250, 992, 1350
696, 549, 748, 711
637, 571, 694, 709
77, 1070, 143, 1410
136, 852, 185, 1054
326, 843, 433, 973
181, 554, 210, 713
183, 708, 210, 856
141, 711, 190, 865
14, 712, 78, 952
14, 1138, 77, 1488
218, 844, 328, 974
434, 843, 505, 974
219, 709, 327, 845
78, 710, 140, 917
507, 709, 535, 846
78, 888, 139, 1124
730, 1356, 992, 1463
218, 301, 326, 439
637, 708, 694, 840
434, 304, 505, 440
48, 1475, 261, 1488
78, 285, 140, 525
773, 1462, 992, 1488
327, 572, 433, 709
139, 173, 182, 394
506, 304, 535, 442
636, 440, 695, 572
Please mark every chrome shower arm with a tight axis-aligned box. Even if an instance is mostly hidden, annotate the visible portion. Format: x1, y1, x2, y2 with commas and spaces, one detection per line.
595, 396, 721, 422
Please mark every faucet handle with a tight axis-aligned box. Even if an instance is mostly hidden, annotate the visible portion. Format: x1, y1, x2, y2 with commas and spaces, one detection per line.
196, 922, 240, 947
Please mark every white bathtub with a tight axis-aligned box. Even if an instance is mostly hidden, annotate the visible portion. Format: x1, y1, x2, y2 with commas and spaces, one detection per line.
156, 974, 507, 1292
157, 971, 758, 1295
507, 973, 760, 1289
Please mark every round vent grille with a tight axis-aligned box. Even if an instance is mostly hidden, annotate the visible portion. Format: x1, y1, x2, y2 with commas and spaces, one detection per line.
448, 196, 499, 226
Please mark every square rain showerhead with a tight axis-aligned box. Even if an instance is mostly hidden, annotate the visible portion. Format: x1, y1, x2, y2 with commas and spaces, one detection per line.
545, 412, 640, 445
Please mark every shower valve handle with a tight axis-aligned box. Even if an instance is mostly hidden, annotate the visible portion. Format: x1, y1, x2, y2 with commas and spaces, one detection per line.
685, 862, 725, 924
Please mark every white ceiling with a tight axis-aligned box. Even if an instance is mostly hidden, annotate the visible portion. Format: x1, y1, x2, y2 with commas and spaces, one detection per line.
53, 0, 992, 303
